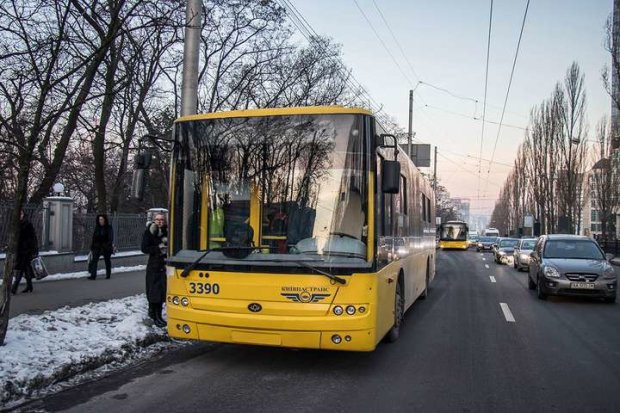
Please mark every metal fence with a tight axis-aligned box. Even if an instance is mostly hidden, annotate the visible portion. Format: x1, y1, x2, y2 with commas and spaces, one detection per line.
0, 203, 45, 252
598, 239, 619, 257
72, 213, 146, 254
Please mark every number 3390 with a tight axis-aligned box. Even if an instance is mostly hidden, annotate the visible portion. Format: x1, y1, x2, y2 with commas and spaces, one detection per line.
188, 282, 220, 295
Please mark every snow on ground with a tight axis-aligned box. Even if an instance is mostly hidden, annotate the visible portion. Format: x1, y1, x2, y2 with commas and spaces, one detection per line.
0, 251, 60, 260
4, 265, 146, 285
74, 250, 143, 262
0, 294, 175, 404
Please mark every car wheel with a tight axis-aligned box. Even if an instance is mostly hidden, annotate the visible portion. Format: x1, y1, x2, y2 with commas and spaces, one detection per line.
386, 282, 404, 342
513, 260, 517, 269
536, 275, 547, 300
476, 248, 480, 252
604, 296, 616, 304
528, 274, 536, 289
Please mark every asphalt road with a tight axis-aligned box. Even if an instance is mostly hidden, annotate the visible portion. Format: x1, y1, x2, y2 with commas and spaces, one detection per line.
8, 270, 147, 318
19, 250, 620, 413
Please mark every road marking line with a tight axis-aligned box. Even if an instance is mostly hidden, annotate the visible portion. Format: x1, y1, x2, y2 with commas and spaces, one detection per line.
500, 303, 516, 323
490, 276, 496, 283
482, 257, 486, 261
485, 264, 489, 269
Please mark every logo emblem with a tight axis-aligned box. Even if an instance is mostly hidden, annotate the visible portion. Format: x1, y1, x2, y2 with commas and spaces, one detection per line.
248, 303, 262, 312
281, 291, 330, 303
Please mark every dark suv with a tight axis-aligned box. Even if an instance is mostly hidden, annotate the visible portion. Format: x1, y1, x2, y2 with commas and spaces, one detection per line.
528, 235, 617, 303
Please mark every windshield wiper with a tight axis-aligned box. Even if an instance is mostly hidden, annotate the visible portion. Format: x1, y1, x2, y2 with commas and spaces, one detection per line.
179, 246, 265, 277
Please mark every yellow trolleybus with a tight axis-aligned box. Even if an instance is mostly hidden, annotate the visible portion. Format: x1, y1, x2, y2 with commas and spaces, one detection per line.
155, 106, 435, 351
438, 220, 469, 250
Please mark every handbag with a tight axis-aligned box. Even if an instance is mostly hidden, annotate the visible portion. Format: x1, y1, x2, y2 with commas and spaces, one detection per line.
30, 256, 49, 280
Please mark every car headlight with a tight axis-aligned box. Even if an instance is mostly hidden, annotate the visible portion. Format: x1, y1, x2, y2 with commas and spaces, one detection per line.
543, 266, 561, 278
603, 263, 617, 279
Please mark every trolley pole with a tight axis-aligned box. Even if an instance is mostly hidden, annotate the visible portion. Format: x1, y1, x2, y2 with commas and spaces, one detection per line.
407, 90, 413, 158
180, 0, 202, 116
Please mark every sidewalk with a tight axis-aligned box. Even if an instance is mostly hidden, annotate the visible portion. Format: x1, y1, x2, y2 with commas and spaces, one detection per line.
9, 268, 146, 318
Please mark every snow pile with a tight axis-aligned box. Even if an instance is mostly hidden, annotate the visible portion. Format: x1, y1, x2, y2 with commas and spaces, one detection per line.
74, 250, 144, 262
0, 294, 170, 404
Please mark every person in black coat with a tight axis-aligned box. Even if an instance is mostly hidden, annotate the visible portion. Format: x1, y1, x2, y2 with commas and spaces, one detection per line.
141, 213, 168, 327
11, 211, 39, 294
88, 214, 114, 280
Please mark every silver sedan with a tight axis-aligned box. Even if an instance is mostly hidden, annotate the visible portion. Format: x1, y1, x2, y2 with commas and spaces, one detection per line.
513, 238, 537, 271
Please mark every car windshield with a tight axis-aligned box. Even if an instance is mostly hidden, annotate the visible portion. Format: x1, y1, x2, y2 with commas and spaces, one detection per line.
480, 237, 495, 243
543, 240, 605, 260
499, 239, 518, 248
520, 240, 536, 250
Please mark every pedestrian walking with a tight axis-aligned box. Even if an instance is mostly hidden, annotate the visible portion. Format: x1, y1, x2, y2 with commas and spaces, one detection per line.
88, 214, 114, 280
141, 213, 168, 327
11, 210, 39, 294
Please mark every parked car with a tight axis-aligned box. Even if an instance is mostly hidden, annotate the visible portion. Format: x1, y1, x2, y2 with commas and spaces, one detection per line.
476, 236, 498, 252
528, 234, 617, 303
494, 238, 519, 264
467, 234, 479, 249
513, 238, 537, 271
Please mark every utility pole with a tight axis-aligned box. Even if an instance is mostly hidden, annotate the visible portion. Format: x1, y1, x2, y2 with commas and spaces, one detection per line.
433, 146, 438, 192
181, 0, 202, 116
407, 90, 413, 158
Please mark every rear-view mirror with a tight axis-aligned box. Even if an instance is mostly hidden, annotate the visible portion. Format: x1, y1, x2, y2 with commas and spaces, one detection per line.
381, 160, 400, 193
130, 149, 152, 200
605, 253, 614, 261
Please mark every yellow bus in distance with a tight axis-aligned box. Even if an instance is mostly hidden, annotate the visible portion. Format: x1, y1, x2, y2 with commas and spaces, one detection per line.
158, 106, 436, 351
438, 221, 469, 250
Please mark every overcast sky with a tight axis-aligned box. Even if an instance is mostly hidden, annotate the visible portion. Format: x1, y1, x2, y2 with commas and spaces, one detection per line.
291, 0, 612, 216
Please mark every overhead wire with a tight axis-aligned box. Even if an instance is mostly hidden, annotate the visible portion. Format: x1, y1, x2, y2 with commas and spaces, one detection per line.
277, 0, 385, 116
483, 0, 531, 197
477, 0, 494, 202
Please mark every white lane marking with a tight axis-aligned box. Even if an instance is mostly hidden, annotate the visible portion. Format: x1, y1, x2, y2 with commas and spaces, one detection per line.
484, 264, 489, 269
490, 276, 496, 283
482, 257, 486, 261
500, 303, 516, 323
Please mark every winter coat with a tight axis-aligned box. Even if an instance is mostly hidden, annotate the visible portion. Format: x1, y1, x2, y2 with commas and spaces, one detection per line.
15, 219, 39, 271
141, 223, 168, 304
91, 224, 114, 255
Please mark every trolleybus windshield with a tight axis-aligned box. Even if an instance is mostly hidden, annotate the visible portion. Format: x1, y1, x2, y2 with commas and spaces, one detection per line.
439, 223, 468, 241
171, 113, 370, 269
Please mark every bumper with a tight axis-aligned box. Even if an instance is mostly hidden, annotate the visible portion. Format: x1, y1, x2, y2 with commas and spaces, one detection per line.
167, 306, 378, 351
540, 278, 617, 298
516, 256, 530, 268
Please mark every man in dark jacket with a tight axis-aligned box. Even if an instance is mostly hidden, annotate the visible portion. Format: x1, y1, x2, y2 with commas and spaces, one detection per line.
141, 213, 168, 327
11, 211, 39, 294
88, 214, 114, 280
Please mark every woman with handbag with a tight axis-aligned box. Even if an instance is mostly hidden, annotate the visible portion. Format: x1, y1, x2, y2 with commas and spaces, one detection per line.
141, 213, 168, 327
88, 214, 114, 280
11, 210, 39, 294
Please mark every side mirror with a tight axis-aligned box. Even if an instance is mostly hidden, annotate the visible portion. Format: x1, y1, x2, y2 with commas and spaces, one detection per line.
377, 134, 397, 148
605, 253, 614, 262
381, 159, 400, 193
130, 149, 152, 201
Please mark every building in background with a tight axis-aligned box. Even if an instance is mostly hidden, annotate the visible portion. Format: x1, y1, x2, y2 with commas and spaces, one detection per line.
448, 198, 471, 224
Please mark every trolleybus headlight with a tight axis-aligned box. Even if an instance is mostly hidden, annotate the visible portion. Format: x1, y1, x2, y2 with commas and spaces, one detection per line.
181, 297, 189, 307
358, 306, 366, 314
346, 305, 356, 315
172, 296, 180, 305
331, 334, 342, 344
333, 306, 343, 316
182, 324, 191, 334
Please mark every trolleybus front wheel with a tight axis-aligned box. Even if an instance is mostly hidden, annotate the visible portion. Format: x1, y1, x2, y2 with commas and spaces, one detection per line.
386, 282, 404, 343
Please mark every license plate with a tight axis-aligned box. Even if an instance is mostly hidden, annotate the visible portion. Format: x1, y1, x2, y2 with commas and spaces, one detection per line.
570, 282, 595, 290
